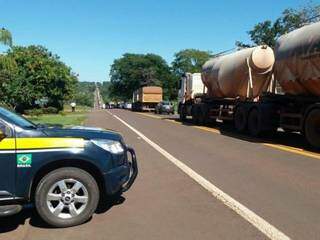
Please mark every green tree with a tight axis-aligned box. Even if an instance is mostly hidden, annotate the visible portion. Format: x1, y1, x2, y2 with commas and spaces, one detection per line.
237, 3, 320, 48
100, 81, 112, 103
109, 53, 177, 100
0, 28, 12, 47
0, 54, 19, 109
0, 45, 77, 112
73, 82, 96, 107
171, 49, 212, 76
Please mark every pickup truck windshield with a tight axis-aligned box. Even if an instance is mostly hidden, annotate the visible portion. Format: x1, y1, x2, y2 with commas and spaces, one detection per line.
0, 107, 36, 129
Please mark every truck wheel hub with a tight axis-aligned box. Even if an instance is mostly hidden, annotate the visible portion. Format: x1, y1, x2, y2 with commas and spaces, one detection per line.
62, 193, 74, 204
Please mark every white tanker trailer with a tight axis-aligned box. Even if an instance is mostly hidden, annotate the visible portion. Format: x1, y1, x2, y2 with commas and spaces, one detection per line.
178, 21, 320, 148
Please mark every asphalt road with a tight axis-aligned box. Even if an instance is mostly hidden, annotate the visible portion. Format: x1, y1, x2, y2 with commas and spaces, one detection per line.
1, 109, 320, 239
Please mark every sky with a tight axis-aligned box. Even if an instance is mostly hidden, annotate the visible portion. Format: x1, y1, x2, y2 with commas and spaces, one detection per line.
0, 0, 316, 82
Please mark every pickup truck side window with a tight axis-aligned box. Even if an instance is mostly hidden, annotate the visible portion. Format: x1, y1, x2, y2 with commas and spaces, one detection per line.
0, 120, 12, 138
0, 107, 36, 129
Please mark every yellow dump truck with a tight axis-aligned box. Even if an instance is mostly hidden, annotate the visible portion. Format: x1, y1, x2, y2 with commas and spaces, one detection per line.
132, 86, 163, 112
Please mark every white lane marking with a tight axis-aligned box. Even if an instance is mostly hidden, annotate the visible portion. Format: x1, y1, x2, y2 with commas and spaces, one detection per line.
106, 110, 290, 240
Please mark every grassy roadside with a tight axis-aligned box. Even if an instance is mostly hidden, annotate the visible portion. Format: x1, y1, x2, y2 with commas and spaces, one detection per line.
27, 105, 91, 126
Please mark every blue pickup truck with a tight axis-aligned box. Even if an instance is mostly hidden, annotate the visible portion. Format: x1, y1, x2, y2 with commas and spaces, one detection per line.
0, 107, 137, 227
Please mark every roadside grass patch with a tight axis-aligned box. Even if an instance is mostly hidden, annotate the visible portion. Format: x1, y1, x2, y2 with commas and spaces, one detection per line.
27, 106, 91, 126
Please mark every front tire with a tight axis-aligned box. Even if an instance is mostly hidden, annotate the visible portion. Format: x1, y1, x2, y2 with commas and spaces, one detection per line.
192, 105, 199, 125
35, 167, 99, 228
179, 104, 186, 122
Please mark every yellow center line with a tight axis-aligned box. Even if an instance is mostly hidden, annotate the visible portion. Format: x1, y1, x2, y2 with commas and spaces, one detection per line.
136, 112, 163, 119
194, 126, 221, 134
164, 119, 181, 125
263, 143, 320, 160
196, 126, 320, 160
134, 111, 320, 160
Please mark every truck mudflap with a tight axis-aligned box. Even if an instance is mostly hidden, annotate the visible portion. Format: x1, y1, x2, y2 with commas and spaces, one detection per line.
122, 147, 138, 192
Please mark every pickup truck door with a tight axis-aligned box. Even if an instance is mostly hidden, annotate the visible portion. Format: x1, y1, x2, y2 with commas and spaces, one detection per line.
0, 121, 16, 199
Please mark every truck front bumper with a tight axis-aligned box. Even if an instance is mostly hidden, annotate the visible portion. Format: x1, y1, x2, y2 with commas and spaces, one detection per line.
103, 147, 138, 195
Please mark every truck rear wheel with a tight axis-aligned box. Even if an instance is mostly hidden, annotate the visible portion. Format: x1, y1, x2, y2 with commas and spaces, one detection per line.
248, 108, 262, 137
35, 167, 99, 228
305, 108, 320, 148
234, 106, 247, 132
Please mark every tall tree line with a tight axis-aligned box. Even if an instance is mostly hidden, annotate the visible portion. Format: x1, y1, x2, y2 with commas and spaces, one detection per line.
107, 50, 212, 102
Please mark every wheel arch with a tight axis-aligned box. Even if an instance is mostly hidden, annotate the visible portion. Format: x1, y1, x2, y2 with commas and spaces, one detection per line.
28, 159, 106, 202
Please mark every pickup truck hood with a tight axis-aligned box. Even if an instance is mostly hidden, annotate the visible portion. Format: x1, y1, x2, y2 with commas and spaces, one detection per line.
42, 126, 123, 141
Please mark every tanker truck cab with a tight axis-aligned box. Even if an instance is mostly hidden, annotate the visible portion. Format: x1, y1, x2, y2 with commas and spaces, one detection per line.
0, 107, 138, 228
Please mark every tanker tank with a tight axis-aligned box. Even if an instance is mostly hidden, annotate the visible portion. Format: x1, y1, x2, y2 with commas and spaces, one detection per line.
202, 45, 275, 99
275, 21, 320, 96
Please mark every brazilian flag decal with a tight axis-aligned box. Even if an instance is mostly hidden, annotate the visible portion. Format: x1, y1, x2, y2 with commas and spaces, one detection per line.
17, 154, 32, 168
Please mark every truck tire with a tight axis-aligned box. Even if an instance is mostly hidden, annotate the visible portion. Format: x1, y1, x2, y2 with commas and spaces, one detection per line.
192, 105, 199, 125
248, 108, 262, 137
234, 105, 247, 132
305, 108, 320, 148
198, 104, 208, 126
35, 167, 99, 228
179, 105, 186, 122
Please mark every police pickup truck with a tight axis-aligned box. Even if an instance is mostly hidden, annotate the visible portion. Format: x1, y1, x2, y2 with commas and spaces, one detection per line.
0, 107, 137, 227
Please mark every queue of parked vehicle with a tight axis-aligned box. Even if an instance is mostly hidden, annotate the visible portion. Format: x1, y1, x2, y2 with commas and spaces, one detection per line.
178, 21, 320, 149
104, 102, 132, 110
106, 20, 320, 149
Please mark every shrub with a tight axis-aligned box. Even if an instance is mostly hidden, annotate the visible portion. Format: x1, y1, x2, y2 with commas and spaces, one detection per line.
24, 109, 43, 116
42, 107, 58, 114
0, 103, 14, 111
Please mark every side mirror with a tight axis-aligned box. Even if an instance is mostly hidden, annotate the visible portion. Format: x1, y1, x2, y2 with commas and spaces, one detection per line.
0, 129, 7, 140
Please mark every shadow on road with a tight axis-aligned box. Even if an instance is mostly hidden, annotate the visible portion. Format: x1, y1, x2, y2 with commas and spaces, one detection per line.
0, 195, 126, 233
96, 195, 126, 214
163, 116, 320, 153
0, 206, 34, 233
